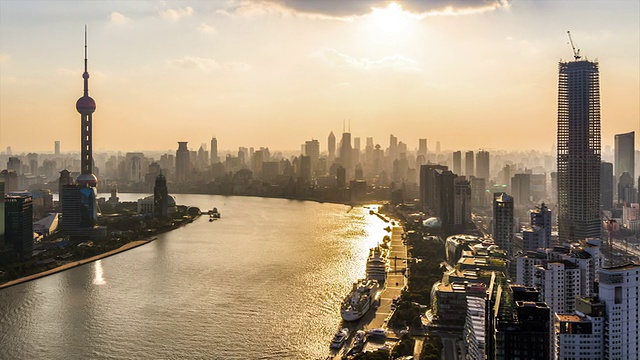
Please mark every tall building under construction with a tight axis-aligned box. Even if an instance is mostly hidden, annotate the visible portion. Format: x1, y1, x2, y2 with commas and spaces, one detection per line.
556, 55, 601, 243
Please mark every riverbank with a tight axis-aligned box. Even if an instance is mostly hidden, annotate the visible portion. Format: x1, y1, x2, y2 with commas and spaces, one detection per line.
0, 239, 152, 290
0, 212, 201, 290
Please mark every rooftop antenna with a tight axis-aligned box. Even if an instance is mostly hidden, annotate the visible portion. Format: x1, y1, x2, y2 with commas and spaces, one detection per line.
348, 119, 351, 133
567, 31, 581, 61
343, 119, 345, 133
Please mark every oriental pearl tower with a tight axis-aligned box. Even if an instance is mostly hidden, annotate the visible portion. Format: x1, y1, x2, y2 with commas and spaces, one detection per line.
76, 26, 98, 188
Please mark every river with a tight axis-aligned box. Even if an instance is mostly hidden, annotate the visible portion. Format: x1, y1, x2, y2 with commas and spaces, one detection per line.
0, 194, 390, 359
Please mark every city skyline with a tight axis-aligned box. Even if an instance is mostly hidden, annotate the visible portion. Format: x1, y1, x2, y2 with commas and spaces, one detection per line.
0, 1, 639, 153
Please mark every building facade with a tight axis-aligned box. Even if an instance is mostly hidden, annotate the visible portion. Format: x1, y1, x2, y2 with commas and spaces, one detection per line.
556, 60, 601, 242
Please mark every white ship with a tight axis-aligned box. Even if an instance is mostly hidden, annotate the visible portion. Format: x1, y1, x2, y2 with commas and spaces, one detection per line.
366, 246, 389, 283
341, 279, 379, 322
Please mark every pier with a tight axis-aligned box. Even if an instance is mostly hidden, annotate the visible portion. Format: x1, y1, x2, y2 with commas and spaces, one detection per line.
329, 213, 408, 359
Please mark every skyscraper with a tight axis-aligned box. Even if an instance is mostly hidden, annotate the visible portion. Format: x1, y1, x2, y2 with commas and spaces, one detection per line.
210, 137, 218, 164
614, 131, 635, 184
339, 132, 352, 179
476, 150, 490, 180
452, 151, 462, 175
54, 141, 60, 156
493, 192, 514, 257
328, 131, 336, 163
557, 58, 601, 242
601, 161, 614, 211
175, 142, 190, 182
418, 138, 427, 158
4, 195, 33, 260
465, 151, 475, 177
154, 172, 169, 219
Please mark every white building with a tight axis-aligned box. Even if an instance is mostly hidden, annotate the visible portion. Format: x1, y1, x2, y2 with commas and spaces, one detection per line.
534, 260, 582, 315
555, 298, 605, 360
464, 296, 486, 360
599, 264, 639, 359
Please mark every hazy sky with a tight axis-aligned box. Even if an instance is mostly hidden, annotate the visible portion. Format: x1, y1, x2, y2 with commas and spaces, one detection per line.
0, 0, 638, 154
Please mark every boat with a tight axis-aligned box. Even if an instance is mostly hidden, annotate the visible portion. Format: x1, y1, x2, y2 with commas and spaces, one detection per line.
366, 246, 389, 284
208, 207, 221, 218
330, 328, 349, 349
341, 279, 379, 321
367, 328, 387, 338
346, 330, 367, 356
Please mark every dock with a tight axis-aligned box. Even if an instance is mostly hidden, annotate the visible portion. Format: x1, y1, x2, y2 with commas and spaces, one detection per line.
329, 215, 408, 359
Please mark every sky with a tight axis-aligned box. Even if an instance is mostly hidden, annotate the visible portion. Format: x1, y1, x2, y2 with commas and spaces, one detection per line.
0, 0, 638, 154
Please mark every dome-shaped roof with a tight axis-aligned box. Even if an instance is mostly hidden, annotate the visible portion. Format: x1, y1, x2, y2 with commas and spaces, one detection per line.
422, 217, 441, 229
76, 173, 98, 186
76, 96, 96, 114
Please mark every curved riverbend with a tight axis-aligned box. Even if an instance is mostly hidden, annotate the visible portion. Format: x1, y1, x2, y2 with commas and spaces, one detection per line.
0, 194, 389, 359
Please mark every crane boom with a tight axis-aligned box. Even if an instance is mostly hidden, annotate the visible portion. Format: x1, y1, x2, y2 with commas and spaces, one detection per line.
567, 31, 581, 60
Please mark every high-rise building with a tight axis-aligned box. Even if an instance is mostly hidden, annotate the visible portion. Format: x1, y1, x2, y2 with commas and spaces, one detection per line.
470, 176, 486, 208
465, 151, 475, 177
555, 298, 605, 360
388, 134, 398, 161
328, 131, 336, 163
454, 176, 471, 231
153, 172, 169, 219
175, 142, 190, 182
614, 131, 635, 185
617, 172, 636, 205
452, 151, 462, 175
418, 138, 427, 158
599, 264, 639, 358
54, 141, 60, 156
464, 296, 486, 360
476, 150, 490, 180
557, 59, 601, 242
534, 261, 581, 315
601, 161, 614, 211
5, 195, 33, 260
339, 132, 352, 179
493, 192, 514, 257
0, 182, 4, 248
305, 139, 320, 174
419, 164, 447, 213
511, 173, 531, 205
491, 284, 551, 360
531, 203, 552, 248
210, 137, 218, 164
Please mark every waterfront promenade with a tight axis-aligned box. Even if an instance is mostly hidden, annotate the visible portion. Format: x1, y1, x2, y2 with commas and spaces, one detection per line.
330, 216, 408, 358
0, 239, 152, 290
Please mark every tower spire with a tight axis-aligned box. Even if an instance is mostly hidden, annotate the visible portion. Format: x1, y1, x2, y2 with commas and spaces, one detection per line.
83, 24, 89, 96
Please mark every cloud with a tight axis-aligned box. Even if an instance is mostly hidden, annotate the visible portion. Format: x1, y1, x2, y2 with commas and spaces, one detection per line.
315, 49, 421, 71
167, 57, 251, 72
218, 0, 509, 19
109, 11, 130, 24
197, 23, 217, 34
216, 1, 354, 21
0, 54, 10, 63
159, 6, 193, 21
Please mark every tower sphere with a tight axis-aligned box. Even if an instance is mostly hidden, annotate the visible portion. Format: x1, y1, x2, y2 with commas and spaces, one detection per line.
76, 96, 96, 114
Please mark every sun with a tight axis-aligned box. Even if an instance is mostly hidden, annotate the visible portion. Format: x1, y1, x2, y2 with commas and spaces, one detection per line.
370, 2, 412, 33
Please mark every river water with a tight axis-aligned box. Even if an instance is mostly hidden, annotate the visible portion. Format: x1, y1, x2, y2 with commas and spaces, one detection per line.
0, 194, 389, 359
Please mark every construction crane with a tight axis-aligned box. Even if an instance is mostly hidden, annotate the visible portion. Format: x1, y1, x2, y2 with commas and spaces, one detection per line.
567, 31, 581, 60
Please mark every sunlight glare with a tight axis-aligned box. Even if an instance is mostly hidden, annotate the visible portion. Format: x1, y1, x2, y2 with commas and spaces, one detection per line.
94, 260, 106, 285
370, 2, 412, 33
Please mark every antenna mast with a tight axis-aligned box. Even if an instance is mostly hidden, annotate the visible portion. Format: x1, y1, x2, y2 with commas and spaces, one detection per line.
567, 31, 581, 61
